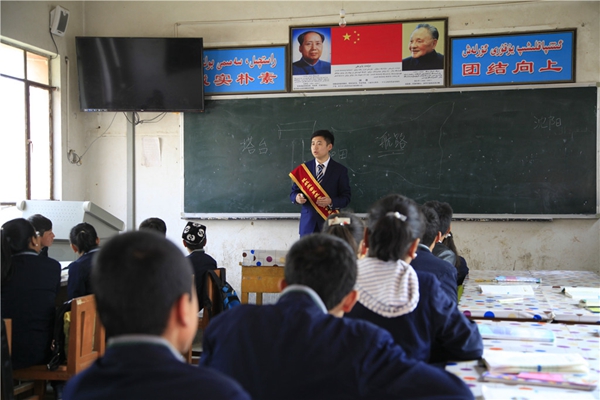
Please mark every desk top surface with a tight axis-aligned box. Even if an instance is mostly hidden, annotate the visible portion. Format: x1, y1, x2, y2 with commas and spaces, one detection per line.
447, 319, 600, 399
459, 270, 600, 323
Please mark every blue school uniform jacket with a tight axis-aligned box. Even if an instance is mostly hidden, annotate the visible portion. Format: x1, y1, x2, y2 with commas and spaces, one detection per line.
347, 270, 482, 364
64, 340, 250, 400
201, 286, 474, 400
186, 249, 218, 311
290, 158, 351, 236
67, 248, 99, 300
1, 252, 61, 369
411, 244, 458, 302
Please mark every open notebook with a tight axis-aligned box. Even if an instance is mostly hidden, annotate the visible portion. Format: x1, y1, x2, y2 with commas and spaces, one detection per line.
478, 285, 535, 296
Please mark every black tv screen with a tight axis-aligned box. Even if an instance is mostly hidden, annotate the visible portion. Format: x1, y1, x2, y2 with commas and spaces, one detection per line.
76, 37, 204, 112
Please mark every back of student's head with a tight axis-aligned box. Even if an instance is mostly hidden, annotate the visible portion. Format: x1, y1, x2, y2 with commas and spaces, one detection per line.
27, 214, 52, 235
181, 222, 207, 250
424, 200, 453, 235
285, 233, 356, 310
322, 212, 364, 256
1, 218, 37, 283
92, 231, 193, 338
419, 205, 441, 247
139, 217, 167, 236
69, 222, 99, 254
311, 129, 335, 146
366, 194, 425, 262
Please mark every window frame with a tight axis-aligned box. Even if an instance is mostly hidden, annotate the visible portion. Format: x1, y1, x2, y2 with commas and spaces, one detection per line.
0, 42, 55, 203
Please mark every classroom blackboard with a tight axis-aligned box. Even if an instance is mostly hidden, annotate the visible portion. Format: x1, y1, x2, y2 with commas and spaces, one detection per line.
183, 86, 597, 215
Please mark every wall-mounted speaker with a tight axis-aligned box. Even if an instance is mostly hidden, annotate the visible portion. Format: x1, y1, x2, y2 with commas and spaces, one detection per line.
50, 6, 70, 36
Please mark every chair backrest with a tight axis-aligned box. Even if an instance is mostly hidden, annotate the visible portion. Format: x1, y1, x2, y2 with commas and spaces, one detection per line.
200, 268, 222, 331
68, 294, 105, 374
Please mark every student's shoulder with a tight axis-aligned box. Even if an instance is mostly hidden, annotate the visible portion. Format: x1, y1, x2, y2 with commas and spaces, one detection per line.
188, 364, 250, 398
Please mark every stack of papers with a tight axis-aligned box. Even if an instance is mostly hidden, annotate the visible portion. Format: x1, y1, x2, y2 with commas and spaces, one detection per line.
562, 287, 600, 300
483, 350, 589, 374
479, 285, 535, 296
478, 325, 555, 342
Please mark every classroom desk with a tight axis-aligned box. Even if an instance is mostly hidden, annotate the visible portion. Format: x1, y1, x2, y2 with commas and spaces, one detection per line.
459, 271, 555, 321
240, 266, 284, 304
540, 286, 600, 324
460, 270, 600, 323
446, 320, 600, 399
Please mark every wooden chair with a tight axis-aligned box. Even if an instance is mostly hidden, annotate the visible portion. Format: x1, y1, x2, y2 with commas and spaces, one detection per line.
184, 268, 223, 363
2, 318, 40, 400
240, 266, 284, 304
11, 295, 105, 397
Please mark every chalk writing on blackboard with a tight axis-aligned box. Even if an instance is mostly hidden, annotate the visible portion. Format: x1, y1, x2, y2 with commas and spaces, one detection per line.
533, 116, 562, 131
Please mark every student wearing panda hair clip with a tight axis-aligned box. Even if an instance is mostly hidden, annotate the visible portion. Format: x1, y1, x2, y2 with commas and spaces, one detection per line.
345, 194, 482, 365
322, 212, 366, 258
182, 222, 218, 312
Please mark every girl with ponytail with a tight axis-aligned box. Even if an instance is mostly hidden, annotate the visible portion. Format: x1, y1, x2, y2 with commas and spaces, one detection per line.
345, 194, 483, 365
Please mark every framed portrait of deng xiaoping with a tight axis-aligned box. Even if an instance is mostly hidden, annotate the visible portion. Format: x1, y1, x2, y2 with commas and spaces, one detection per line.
289, 19, 447, 92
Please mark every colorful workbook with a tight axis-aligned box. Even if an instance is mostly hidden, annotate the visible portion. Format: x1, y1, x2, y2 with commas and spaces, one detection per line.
482, 371, 598, 391
482, 350, 589, 374
478, 285, 535, 296
477, 325, 555, 342
481, 385, 597, 399
495, 276, 542, 284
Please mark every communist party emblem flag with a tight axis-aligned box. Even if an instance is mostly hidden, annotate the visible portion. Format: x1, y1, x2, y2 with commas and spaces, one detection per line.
289, 163, 339, 221
331, 23, 403, 65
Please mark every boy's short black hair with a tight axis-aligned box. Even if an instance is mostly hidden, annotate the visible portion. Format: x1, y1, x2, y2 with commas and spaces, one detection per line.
27, 214, 52, 235
285, 234, 356, 310
139, 217, 167, 236
311, 130, 335, 147
424, 200, 453, 235
419, 205, 441, 247
92, 231, 193, 338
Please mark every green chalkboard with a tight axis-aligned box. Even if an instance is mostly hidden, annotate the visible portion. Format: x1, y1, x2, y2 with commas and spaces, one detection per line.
184, 86, 597, 215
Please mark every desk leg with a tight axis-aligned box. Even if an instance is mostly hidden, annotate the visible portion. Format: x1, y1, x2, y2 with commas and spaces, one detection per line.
256, 293, 263, 305
241, 292, 249, 304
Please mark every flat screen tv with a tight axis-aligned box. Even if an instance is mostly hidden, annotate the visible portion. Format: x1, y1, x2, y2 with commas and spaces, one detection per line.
76, 37, 204, 112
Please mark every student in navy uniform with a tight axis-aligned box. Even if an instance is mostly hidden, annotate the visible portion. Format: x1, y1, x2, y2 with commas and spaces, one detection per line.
424, 200, 457, 265
139, 217, 167, 236
292, 31, 331, 75
181, 222, 218, 311
345, 194, 482, 365
290, 130, 351, 236
27, 214, 55, 258
411, 204, 458, 302
63, 231, 250, 400
66, 222, 100, 300
201, 233, 474, 399
444, 232, 470, 286
1, 218, 61, 369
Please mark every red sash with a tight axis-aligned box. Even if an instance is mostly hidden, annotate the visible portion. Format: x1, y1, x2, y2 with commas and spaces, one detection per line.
289, 163, 339, 221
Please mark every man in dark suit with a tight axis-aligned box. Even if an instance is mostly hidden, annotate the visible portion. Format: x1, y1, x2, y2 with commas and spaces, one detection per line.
201, 234, 474, 400
411, 205, 458, 303
402, 23, 444, 71
63, 231, 249, 400
290, 130, 351, 236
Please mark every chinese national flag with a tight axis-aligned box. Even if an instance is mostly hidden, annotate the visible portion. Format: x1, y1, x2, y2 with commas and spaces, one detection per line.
331, 23, 403, 65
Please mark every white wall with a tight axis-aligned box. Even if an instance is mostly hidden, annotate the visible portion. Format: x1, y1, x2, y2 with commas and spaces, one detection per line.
2, 1, 599, 292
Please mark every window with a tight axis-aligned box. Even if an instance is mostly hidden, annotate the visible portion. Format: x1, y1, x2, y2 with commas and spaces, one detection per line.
0, 42, 53, 203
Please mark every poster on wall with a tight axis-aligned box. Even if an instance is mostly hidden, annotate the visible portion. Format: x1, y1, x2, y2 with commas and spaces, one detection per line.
203, 45, 287, 95
450, 30, 575, 86
290, 19, 447, 92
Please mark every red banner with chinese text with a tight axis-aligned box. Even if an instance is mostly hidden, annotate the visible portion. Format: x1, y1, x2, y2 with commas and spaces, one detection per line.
289, 164, 339, 221
331, 23, 403, 65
